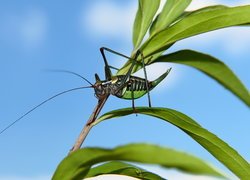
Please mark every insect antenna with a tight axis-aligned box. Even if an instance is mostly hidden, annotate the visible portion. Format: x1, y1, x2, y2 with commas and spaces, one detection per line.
45, 69, 93, 86
0, 86, 92, 135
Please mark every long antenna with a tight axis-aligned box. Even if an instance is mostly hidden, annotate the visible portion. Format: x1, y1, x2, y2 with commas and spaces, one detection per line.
0, 86, 92, 135
45, 69, 94, 86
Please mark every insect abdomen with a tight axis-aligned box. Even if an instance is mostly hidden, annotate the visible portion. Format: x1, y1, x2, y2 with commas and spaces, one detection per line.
114, 68, 171, 100
119, 76, 152, 99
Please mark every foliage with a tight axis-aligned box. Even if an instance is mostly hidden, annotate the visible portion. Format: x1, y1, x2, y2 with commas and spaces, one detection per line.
94, 107, 250, 178
53, 0, 250, 179
53, 143, 224, 180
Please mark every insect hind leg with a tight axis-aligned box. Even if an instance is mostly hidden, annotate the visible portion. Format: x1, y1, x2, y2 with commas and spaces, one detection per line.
131, 85, 138, 116
100, 47, 141, 80
100, 48, 112, 80
115, 49, 152, 109
137, 50, 152, 107
100, 47, 152, 108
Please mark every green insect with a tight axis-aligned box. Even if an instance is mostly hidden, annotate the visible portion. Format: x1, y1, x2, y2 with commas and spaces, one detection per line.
0, 47, 171, 134
94, 47, 171, 109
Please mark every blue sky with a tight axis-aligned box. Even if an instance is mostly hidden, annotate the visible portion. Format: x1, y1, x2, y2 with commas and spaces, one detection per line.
0, 0, 249, 179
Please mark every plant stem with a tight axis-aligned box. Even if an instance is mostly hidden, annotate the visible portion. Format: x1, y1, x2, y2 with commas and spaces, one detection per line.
69, 96, 109, 154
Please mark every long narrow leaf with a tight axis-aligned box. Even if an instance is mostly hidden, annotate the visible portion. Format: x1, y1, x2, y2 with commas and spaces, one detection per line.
53, 143, 224, 180
94, 107, 250, 179
154, 50, 250, 107
117, 5, 233, 75
85, 161, 165, 180
141, 5, 250, 57
133, 0, 160, 49
150, 0, 191, 35
176, 5, 228, 22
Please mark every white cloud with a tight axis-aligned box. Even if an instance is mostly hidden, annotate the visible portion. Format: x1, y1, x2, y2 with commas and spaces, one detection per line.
19, 9, 48, 49
83, 1, 136, 39
187, 0, 221, 11
0, 8, 47, 51
220, 0, 250, 6
174, 25, 250, 58
187, 0, 250, 11
220, 28, 250, 56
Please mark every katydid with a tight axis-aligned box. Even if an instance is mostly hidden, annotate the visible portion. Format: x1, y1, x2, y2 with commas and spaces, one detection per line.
95, 47, 171, 109
0, 47, 171, 135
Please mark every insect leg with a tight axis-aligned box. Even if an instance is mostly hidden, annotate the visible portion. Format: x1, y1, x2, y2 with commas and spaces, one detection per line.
100, 47, 143, 66
108, 65, 119, 71
100, 47, 138, 80
101, 47, 132, 61
101, 48, 146, 109
139, 51, 152, 107
119, 50, 141, 85
113, 50, 142, 96
131, 84, 137, 115
100, 48, 112, 80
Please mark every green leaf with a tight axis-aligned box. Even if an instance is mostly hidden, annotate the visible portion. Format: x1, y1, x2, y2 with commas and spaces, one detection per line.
141, 5, 250, 57
117, 5, 236, 75
150, 0, 191, 35
133, 0, 160, 49
53, 143, 224, 180
94, 107, 250, 179
171, 5, 228, 26
85, 161, 165, 180
154, 50, 250, 107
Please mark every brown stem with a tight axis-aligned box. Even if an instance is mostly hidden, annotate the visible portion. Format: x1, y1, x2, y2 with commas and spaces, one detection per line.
69, 95, 109, 154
